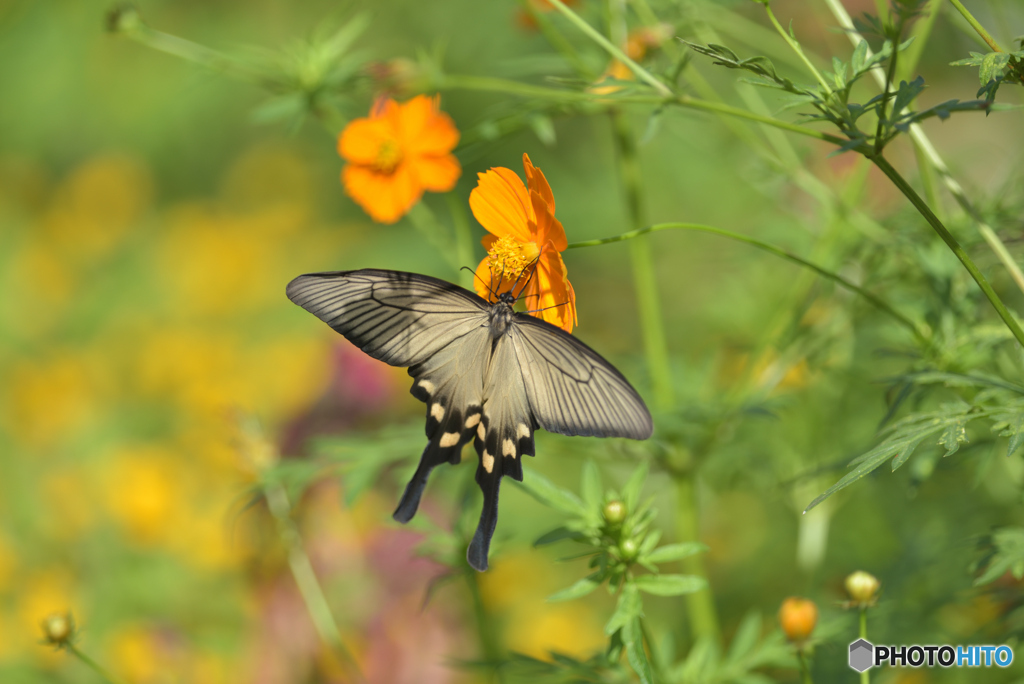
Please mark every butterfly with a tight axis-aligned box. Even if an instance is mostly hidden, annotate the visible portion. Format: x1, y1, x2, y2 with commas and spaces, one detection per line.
286, 268, 653, 570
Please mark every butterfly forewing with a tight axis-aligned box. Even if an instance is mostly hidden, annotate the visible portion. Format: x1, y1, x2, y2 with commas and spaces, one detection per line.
286, 269, 490, 368
510, 315, 653, 440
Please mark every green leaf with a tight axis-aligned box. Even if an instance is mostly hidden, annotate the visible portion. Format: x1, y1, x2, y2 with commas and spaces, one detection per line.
806, 402, 981, 511
939, 419, 968, 456
580, 460, 602, 512
622, 619, 654, 684
727, 612, 762, 663
605, 583, 642, 635
851, 39, 869, 74
975, 527, 1024, 585
516, 469, 587, 517
533, 526, 581, 547
980, 52, 1011, 85
621, 462, 648, 513
548, 575, 602, 602
634, 574, 707, 596
644, 542, 709, 564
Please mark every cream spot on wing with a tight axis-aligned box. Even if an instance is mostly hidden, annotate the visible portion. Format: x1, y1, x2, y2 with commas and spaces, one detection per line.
477, 422, 486, 441
482, 450, 494, 473
465, 414, 481, 429
517, 423, 531, 439
503, 439, 516, 458
418, 379, 435, 394
430, 403, 445, 420
439, 432, 461, 447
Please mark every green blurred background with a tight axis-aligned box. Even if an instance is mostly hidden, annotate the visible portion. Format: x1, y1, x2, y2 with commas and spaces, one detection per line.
3, 0, 1024, 682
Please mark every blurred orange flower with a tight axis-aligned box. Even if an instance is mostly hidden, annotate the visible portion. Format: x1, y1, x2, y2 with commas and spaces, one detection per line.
470, 153, 577, 333
338, 95, 461, 224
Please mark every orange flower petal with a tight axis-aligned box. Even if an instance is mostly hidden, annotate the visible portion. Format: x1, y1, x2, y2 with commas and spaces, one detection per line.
470, 167, 536, 242
533, 250, 576, 333
529, 189, 568, 251
409, 154, 461, 192
402, 96, 460, 155
338, 117, 396, 165
522, 153, 555, 215
342, 163, 421, 224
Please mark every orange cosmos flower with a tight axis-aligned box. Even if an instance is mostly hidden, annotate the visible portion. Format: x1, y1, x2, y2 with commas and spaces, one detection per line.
470, 153, 577, 334
338, 95, 460, 224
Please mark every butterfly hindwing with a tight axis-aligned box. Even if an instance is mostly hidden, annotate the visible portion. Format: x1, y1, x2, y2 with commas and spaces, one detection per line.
467, 334, 535, 571
510, 314, 653, 440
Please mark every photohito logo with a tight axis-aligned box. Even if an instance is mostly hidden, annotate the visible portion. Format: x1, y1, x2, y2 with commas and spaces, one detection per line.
849, 639, 1013, 671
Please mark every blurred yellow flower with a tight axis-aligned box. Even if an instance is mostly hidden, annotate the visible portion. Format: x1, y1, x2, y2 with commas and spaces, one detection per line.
103, 446, 182, 545
42, 154, 151, 264
3, 351, 98, 448
106, 624, 161, 684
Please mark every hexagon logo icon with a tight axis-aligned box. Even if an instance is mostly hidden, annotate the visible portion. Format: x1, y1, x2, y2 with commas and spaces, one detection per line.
849, 639, 874, 672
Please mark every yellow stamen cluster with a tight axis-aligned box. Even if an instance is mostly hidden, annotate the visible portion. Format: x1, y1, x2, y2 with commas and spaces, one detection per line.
487, 235, 540, 280
374, 139, 403, 173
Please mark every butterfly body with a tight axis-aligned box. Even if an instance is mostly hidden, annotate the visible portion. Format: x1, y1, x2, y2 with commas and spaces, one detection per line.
287, 269, 652, 570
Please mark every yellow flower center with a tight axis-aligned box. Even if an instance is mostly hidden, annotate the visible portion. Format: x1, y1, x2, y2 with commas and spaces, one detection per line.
487, 236, 541, 280
374, 138, 404, 173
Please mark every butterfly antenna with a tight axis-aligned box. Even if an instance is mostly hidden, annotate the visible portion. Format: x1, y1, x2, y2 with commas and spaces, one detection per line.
513, 257, 541, 302
524, 300, 569, 314
508, 260, 535, 301
462, 266, 497, 300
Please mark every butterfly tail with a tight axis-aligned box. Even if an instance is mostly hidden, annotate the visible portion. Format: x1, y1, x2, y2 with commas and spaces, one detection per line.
393, 441, 453, 523
468, 457, 502, 572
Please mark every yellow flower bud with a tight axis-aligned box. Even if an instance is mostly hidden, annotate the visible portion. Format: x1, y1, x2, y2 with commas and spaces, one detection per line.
779, 597, 818, 643
41, 612, 75, 648
603, 500, 626, 525
845, 570, 880, 606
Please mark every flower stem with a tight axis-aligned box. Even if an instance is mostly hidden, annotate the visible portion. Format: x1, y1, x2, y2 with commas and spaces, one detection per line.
264, 481, 365, 682
798, 649, 815, 684
870, 155, 1024, 347
675, 474, 720, 642
466, 569, 506, 683
762, 3, 833, 98
947, 0, 1004, 52
860, 608, 870, 684
610, 111, 674, 410
566, 222, 930, 346
446, 193, 475, 290
545, 0, 672, 96
66, 644, 128, 684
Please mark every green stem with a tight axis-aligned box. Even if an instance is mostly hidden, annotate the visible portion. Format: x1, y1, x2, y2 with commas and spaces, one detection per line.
798, 648, 815, 684
521, 0, 596, 78
870, 155, 1024, 347
874, 30, 900, 153
264, 481, 365, 682
436, 75, 849, 146
545, 0, 673, 96
67, 644, 128, 684
860, 608, 869, 684
466, 570, 506, 683
566, 222, 929, 345
762, 3, 833, 97
446, 193, 475, 290
406, 202, 460, 276
610, 111, 674, 410
675, 474, 720, 642
947, 0, 1004, 52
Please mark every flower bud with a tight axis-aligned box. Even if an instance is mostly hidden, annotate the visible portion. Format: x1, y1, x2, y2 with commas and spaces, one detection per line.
41, 612, 75, 648
603, 500, 626, 525
779, 597, 818, 643
619, 538, 639, 561
845, 570, 880, 606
